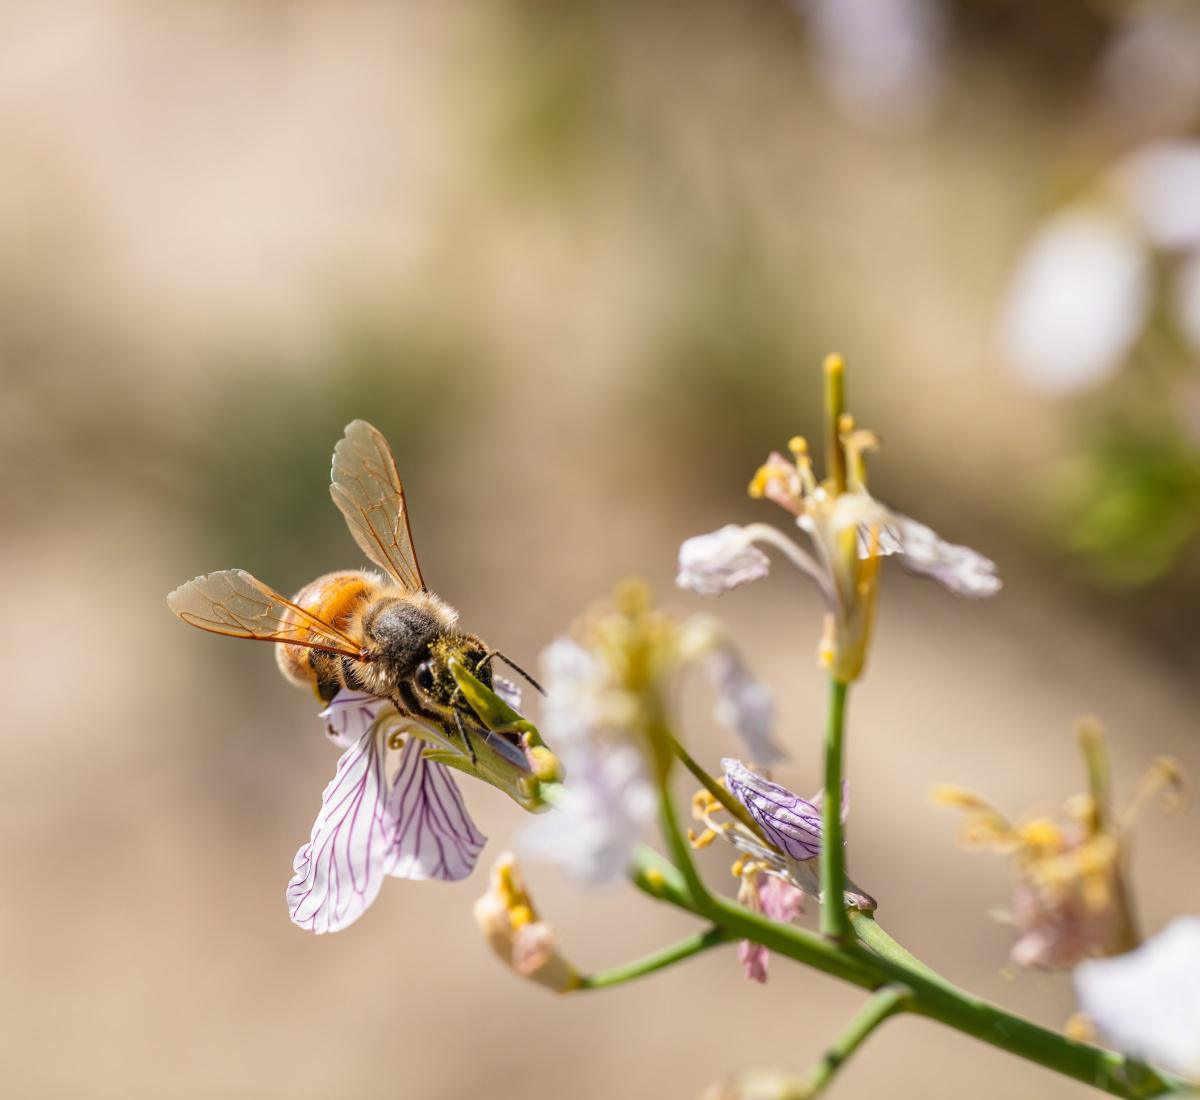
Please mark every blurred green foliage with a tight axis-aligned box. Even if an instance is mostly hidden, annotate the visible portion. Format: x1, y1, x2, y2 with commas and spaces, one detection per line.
195, 318, 474, 585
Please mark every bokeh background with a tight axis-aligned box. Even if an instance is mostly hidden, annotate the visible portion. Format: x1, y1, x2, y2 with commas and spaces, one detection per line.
3, 1, 1198, 1097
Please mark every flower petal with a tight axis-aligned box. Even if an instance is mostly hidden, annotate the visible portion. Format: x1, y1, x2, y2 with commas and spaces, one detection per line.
287, 719, 394, 934
677, 525, 771, 597
520, 740, 655, 885
319, 690, 386, 750
1074, 917, 1200, 1077
493, 675, 522, 712
722, 758, 824, 862
385, 736, 487, 882
876, 513, 1001, 599
706, 646, 785, 765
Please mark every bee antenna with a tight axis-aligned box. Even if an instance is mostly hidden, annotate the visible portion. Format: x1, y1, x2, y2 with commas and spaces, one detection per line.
475, 650, 546, 697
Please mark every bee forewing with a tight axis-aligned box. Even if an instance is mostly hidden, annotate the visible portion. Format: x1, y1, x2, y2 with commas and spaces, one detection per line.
329, 419, 425, 592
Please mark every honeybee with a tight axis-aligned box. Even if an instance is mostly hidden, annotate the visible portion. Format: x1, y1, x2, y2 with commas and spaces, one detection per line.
168, 420, 535, 769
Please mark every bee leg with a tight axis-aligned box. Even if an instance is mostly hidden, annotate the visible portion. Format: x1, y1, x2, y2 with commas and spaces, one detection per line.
453, 708, 478, 766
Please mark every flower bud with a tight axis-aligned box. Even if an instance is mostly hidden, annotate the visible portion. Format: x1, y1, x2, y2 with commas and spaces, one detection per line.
474, 853, 580, 993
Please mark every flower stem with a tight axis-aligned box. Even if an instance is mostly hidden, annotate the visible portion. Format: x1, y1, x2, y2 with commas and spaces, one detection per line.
848, 910, 955, 992
821, 676, 851, 944
626, 844, 1190, 1098
653, 743, 717, 915
796, 985, 911, 1098
670, 734, 771, 846
575, 926, 732, 991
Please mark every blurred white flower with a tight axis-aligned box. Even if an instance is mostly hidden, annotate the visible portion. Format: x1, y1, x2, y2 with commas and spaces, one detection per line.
798, 0, 944, 132
706, 646, 783, 765
1074, 918, 1200, 1078
1000, 206, 1151, 395
519, 638, 656, 886
1116, 141, 1200, 251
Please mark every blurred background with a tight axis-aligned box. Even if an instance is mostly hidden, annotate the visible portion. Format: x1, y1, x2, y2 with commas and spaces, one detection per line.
2, 0, 1198, 1096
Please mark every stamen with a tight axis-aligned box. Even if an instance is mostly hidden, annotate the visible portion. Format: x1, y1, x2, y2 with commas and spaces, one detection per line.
1120, 757, 1187, 829
688, 827, 718, 850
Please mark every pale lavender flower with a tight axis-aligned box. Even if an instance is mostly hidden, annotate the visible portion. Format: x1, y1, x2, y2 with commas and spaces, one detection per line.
707, 646, 783, 765
722, 758, 827, 862
287, 691, 487, 934
1074, 918, 1200, 1078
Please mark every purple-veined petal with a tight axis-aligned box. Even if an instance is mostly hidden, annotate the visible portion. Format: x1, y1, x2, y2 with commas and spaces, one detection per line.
722, 758, 825, 862
385, 736, 486, 882
287, 719, 394, 934
319, 690, 386, 750
493, 675, 522, 712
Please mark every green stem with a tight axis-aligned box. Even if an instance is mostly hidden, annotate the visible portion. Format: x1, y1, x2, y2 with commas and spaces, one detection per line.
849, 911, 955, 991
625, 845, 1188, 1098
821, 677, 851, 943
575, 926, 732, 991
670, 734, 771, 845
653, 755, 717, 915
797, 985, 911, 1098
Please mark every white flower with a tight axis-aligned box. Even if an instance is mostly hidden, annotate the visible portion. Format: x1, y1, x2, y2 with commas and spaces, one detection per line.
800, 0, 944, 133
1116, 142, 1200, 252
286, 692, 487, 933
677, 525, 771, 597
518, 639, 656, 886
1074, 918, 1200, 1078
999, 206, 1151, 395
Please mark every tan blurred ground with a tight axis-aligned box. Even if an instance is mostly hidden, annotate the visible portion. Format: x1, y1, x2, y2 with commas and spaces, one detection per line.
1, 3, 1196, 1098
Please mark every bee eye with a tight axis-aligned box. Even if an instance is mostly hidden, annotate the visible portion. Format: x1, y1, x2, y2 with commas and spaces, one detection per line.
415, 661, 435, 692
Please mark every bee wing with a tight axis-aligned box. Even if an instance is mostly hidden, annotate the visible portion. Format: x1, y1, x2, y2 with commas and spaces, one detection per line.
329, 419, 425, 592
167, 569, 365, 659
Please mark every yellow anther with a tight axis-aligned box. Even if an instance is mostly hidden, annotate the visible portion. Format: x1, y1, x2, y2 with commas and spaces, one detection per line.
642, 867, 664, 892
788, 435, 808, 456
933, 786, 997, 812
838, 413, 855, 435
731, 857, 746, 878
824, 352, 845, 376
1065, 1013, 1097, 1043
1019, 818, 1065, 854
688, 827, 718, 850
509, 903, 535, 929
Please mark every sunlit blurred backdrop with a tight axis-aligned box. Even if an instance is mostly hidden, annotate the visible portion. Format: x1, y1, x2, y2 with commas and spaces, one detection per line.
3, 1, 1198, 1097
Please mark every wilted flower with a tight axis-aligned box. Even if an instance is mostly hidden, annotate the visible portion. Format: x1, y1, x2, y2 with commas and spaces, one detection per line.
287, 692, 489, 934
736, 867, 806, 984
936, 720, 1184, 970
521, 585, 781, 884
677, 356, 1000, 681
1074, 917, 1200, 1079
474, 852, 580, 993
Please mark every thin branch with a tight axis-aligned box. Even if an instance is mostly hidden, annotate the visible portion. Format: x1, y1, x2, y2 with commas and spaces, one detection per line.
796, 985, 910, 1097
574, 927, 732, 991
